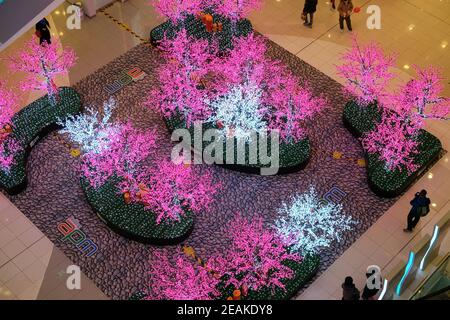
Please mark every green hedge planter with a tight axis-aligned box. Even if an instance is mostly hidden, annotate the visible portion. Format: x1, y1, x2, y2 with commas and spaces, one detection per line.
80, 176, 194, 245
218, 253, 320, 300
165, 115, 311, 175
0, 87, 82, 195
129, 253, 320, 300
343, 100, 443, 198
150, 13, 253, 52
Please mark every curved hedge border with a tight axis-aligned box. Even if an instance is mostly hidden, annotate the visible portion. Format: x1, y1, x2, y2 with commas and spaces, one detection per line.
80, 176, 194, 245
165, 116, 311, 175
150, 12, 253, 52
343, 100, 443, 198
218, 253, 320, 300
130, 253, 320, 300
0, 87, 82, 195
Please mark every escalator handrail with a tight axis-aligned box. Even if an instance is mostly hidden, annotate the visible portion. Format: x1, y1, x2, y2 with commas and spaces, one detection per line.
416, 285, 450, 300
411, 252, 449, 300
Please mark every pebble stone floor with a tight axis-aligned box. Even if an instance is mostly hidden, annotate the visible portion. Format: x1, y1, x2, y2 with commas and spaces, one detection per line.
4, 36, 399, 300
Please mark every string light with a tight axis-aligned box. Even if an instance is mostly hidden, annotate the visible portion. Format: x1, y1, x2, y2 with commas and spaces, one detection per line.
274, 186, 356, 254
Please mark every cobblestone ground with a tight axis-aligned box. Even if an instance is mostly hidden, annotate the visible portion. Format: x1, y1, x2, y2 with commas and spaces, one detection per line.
5, 38, 397, 300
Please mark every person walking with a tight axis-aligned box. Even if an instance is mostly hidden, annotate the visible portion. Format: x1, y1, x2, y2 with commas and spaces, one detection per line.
35, 18, 51, 45
341, 276, 360, 300
338, 0, 353, 32
302, 0, 318, 28
404, 190, 431, 233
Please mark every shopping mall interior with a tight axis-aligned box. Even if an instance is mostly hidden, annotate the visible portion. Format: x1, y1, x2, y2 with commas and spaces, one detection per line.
0, 0, 449, 302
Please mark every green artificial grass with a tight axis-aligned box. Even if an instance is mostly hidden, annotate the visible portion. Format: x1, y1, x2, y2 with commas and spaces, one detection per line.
150, 12, 253, 52
367, 130, 442, 196
343, 100, 443, 197
80, 176, 194, 244
165, 115, 311, 173
0, 87, 82, 194
342, 100, 381, 137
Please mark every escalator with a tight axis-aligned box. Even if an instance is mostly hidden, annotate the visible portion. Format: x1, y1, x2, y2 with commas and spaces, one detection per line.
410, 254, 450, 300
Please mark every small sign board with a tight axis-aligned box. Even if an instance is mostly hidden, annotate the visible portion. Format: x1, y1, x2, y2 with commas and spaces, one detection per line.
104, 66, 147, 95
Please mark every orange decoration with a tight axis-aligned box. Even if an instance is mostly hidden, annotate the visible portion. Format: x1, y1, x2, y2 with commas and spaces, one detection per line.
136, 183, 150, 201
123, 191, 131, 204
232, 289, 241, 300
4, 124, 12, 133
183, 245, 196, 259
197, 12, 221, 33
226, 296, 233, 301
200, 14, 212, 32
353, 7, 361, 13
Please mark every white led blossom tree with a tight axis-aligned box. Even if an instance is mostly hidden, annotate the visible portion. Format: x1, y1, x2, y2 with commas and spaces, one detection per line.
274, 186, 355, 255
207, 83, 267, 141
58, 98, 118, 154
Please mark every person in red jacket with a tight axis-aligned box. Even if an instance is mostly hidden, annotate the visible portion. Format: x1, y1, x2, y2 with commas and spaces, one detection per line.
338, 0, 354, 32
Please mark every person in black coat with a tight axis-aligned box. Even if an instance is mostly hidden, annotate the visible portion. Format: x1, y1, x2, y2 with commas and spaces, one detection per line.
403, 189, 431, 232
35, 18, 51, 45
302, 0, 318, 28
341, 276, 360, 300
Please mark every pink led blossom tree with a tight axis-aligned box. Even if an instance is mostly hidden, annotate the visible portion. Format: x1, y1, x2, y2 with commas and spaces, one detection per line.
395, 65, 450, 121
264, 70, 327, 143
0, 82, 16, 132
336, 35, 397, 107
151, 0, 203, 25
361, 110, 421, 173
213, 34, 326, 143
219, 33, 271, 88
8, 37, 77, 106
147, 30, 219, 126
213, 0, 263, 29
148, 249, 219, 300
0, 83, 21, 173
360, 65, 449, 173
81, 123, 157, 189
207, 214, 301, 293
121, 160, 219, 224
0, 137, 22, 174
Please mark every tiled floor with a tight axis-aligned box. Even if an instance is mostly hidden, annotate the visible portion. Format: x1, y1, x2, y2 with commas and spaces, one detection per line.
0, 193, 108, 300
0, 0, 449, 300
